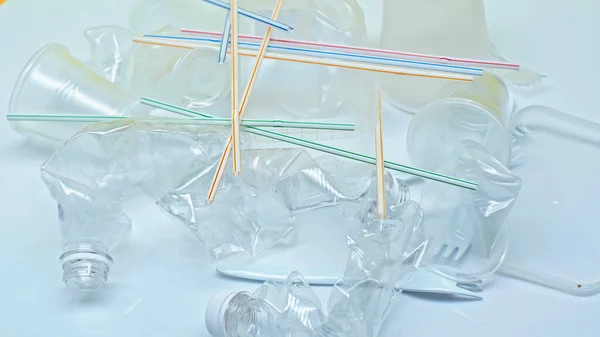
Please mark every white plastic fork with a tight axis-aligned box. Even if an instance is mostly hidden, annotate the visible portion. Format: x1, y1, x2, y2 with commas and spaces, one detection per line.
430, 205, 474, 262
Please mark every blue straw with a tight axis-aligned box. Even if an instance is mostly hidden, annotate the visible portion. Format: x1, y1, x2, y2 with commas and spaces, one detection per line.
145, 34, 484, 76
218, 11, 231, 63
203, 0, 293, 32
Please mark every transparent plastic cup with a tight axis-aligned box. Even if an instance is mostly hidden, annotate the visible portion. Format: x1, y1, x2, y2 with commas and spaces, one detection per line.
377, 0, 491, 113
406, 72, 512, 171
116, 28, 231, 113
130, 0, 225, 34
8, 43, 143, 143
235, 0, 373, 148
85, 25, 137, 84
171, 46, 231, 110
236, 0, 369, 120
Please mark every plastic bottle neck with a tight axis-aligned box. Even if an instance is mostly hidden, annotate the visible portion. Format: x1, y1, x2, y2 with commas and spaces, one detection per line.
221, 292, 269, 337
59, 243, 113, 291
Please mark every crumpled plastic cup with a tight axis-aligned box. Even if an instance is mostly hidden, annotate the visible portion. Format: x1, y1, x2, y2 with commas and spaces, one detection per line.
420, 140, 521, 284
86, 25, 231, 112
85, 25, 137, 84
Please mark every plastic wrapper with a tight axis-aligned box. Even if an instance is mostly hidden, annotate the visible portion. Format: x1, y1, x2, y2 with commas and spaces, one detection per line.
420, 140, 522, 283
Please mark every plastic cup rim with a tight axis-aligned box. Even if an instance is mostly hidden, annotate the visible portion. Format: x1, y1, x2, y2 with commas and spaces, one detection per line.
406, 96, 511, 170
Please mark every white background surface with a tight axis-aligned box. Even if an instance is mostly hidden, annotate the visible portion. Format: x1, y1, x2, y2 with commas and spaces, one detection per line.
1, 0, 600, 336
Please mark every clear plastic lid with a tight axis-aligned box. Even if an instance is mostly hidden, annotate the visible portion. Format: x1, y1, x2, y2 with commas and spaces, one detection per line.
505, 106, 600, 295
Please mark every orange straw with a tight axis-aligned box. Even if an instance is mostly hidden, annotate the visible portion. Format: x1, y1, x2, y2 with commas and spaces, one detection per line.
207, 0, 285, 203
375, 91, 386, 220
132, 37, 474, 82
231, 0, 240, 175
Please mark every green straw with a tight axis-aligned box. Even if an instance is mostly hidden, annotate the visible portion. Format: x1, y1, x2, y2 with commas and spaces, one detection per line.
141, 97, 478, 190
6, 114, 354, 131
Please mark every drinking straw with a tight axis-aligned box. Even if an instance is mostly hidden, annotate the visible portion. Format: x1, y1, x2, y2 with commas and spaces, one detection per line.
230, 0, 241, 175
133, 36, 475, 81
375, 91, 386, 220
145, 34, 483, 76
209, 0, 284, 202
5, 113, 355, 130
202, 0, 293, 32
182, 28, 519, 70
218, 12, 231, 64
139, 98, 479, 191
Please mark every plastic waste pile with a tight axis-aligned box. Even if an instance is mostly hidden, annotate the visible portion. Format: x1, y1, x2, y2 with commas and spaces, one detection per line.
7, 0, 598, 337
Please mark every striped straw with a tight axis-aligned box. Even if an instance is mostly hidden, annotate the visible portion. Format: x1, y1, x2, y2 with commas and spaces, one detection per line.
137, 98, 354, 130
202, 0, 293, 32
145, 34, 483, 76
375, 91, 386, 220
5, 113, 355, 130
218, 11, 231, 64
230, 0, 241, 175
182, 28, 519, 70
139, 98, 478, 191
133, 36, 475, 81
208, 0, 285, 202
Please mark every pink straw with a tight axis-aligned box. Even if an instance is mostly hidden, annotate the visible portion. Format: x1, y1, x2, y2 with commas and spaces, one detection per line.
181, 29, 520, 70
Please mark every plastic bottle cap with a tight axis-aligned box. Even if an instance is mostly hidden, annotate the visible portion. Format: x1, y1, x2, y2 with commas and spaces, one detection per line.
205, 291, 237, 337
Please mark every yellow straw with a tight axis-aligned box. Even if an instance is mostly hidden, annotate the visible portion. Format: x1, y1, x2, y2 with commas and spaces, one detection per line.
231, 0, 240, 175
132, 37, 474, 82
375, 91, 386, 220
207, 0, 285, 203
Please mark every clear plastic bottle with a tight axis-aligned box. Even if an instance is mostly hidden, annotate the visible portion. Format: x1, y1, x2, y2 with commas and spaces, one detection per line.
276, 161, 410, 215
206, 272, 326, 337
41, 135, 136, 291
40, 118, 424, 293
40, 119, 342, 287
205, 198, 430, 337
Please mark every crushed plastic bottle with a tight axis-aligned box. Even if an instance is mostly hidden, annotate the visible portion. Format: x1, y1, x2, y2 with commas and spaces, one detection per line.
275, 160, 410, 217
41, 119, 308, 288
207, 272, 326, 337
157, 148, 319, 259
41, 120, 228, 290
205, 198, 429, 337
40, 118, 419, 290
